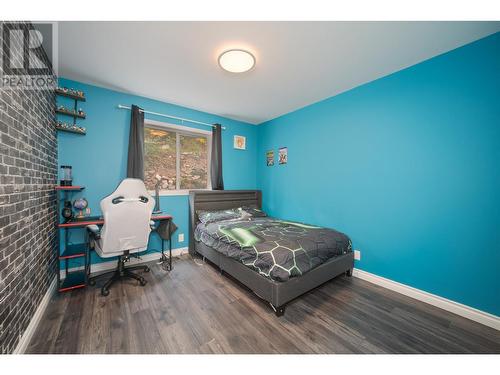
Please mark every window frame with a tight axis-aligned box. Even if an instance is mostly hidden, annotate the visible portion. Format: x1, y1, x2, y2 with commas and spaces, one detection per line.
144, 119, 212, 196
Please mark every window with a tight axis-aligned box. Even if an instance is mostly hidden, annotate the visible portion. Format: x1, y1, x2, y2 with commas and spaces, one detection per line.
144, 121, 211, 193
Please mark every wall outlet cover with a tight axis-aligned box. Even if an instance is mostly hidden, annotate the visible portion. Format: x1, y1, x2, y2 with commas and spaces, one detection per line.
354, 250, 361, 261
178, 233, 184, 242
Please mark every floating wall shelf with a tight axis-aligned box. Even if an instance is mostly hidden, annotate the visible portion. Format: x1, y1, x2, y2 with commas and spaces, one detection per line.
55, 88, 86, 102
55, 123, 86, 135
56, 108, 86, 119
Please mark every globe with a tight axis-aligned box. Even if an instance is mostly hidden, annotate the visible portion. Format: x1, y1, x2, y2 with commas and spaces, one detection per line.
73, 198, 88, 210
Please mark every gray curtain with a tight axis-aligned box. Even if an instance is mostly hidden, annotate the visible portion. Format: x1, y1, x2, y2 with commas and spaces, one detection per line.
210, 124, 224, 190
126, 105, 145, 180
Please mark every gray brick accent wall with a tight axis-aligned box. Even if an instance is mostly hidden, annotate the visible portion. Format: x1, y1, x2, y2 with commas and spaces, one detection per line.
0, 22, 57, 354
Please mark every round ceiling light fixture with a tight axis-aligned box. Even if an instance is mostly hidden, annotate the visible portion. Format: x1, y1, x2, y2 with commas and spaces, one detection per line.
218, 49, 255, 73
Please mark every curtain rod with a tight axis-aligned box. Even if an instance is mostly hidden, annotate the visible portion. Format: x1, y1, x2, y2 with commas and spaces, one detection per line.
117, 104, 226, 130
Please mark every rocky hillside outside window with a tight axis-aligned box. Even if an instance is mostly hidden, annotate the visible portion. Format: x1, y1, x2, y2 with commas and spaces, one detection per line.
144, 123, 211, 192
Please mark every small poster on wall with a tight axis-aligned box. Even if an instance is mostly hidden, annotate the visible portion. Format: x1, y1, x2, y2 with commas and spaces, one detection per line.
279, 147, 288, 165
266, 150, 274, 166
233, 135, 246, 150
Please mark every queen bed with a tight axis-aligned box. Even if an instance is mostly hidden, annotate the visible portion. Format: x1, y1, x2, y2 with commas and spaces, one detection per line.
188, 190, 354, 316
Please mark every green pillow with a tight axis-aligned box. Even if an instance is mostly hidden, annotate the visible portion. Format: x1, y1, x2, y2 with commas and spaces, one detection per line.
197, 208, 242, 224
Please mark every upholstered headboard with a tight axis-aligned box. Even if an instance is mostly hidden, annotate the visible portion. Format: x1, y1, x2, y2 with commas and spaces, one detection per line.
188, 190, 262, 255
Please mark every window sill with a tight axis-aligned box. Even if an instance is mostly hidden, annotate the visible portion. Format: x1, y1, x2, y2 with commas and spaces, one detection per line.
149, 189, 212, 197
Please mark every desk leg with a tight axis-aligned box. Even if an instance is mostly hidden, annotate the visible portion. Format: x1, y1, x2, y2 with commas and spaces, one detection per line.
155, 219, 173, 271
161, 238, 165, 264
169, 234, 172, 271
85, 231, 90, 284
64, 227, 68, 281
159, 236, 172, 271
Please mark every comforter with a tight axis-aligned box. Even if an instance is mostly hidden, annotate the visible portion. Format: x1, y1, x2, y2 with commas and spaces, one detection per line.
194, 217, 352, 282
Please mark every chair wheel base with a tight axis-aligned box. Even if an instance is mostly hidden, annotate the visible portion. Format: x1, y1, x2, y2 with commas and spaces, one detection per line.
93, 256, 149, 296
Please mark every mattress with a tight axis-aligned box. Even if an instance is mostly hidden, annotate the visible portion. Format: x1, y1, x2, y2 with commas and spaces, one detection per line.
194, 216, 352, 282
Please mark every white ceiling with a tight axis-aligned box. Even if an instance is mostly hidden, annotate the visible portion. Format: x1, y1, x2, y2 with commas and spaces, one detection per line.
58, 22, 499, 124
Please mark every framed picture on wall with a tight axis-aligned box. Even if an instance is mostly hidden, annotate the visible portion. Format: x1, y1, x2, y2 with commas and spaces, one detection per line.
234, 135, 246, 150
266, 150, 274, 166
279, 147, 288, 164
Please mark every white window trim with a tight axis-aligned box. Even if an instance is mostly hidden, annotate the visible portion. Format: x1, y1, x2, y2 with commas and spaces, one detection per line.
146, 119, 212, 136
155, 189, 191, 196
144, 119, 212, 196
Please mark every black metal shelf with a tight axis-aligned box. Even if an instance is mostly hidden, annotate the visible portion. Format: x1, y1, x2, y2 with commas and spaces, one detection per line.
59, 270, 86, 292
55, 124, 86, 135
55, 88, 86, 102
59, 243, 87, 259
56, 108, 86, 119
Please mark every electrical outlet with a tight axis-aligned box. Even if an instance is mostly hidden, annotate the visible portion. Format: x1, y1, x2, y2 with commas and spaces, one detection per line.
178, 233, 184, 242
354, 250, 361, 261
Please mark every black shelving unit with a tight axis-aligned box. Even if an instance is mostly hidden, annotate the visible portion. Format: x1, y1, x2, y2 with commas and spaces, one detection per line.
59, 271, 87, 292
60, 243, 87, 259
55, 186, 90, 292
55, 87, 86, 135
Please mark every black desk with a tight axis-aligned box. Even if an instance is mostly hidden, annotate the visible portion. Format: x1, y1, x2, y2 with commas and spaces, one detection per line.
58, 214, 173, 292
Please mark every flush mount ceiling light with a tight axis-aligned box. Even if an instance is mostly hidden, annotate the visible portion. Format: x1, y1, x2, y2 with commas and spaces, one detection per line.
218, 49, 255, 73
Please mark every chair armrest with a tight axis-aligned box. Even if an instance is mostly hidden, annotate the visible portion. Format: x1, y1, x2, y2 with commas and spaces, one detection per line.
86, 224, 101, 239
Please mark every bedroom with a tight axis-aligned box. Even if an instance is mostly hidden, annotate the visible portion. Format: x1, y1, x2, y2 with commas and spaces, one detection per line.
1, 1, 499, 373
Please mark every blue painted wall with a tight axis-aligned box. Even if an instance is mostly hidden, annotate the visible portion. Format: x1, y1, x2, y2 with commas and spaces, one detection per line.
57, 78, 258, 264
257, 33, 500, 315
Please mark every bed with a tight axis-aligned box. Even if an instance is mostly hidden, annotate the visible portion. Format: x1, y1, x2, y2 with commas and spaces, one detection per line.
188, 190, 354, 316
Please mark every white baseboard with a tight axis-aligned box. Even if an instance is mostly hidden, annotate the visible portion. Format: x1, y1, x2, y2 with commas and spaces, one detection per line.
61, 247, 189, 277
13, 276, 57, 354
352, 268, 500, 331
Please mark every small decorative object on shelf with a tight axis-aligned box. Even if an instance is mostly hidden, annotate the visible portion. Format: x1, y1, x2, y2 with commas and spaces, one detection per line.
73, 198, 89, 218
60, 165, 73, 186
56, 120, 86, 134
62, 200, 73, 222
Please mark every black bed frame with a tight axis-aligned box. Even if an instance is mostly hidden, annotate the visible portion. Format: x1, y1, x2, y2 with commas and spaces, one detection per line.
188, 190, 354, 316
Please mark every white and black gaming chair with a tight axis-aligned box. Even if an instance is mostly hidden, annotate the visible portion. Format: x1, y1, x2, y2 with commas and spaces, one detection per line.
87, 178, 155, 296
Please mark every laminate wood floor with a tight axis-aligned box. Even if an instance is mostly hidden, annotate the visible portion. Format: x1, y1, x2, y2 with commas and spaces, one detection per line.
26, 255, 500, 354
